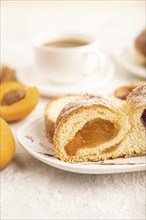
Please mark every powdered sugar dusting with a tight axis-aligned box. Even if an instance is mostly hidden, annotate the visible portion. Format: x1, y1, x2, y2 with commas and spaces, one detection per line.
56, 94, 117, 127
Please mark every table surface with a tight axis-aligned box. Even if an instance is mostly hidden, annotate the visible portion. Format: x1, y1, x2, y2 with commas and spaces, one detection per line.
1, 1, 145, 220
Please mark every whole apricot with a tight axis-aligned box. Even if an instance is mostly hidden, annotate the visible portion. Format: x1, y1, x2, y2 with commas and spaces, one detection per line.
0, 118, 16, 169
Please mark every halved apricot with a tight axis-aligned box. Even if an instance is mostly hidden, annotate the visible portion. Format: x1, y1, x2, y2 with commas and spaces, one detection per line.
0, 81, 40, 122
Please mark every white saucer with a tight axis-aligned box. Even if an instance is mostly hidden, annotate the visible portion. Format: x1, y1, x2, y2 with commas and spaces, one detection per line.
17, 117, 146, 174
113, 47, 146, 78
17, 56, 114, 97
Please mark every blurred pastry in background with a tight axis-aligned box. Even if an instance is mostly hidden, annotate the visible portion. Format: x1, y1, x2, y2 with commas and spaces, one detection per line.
110, 81, 145, 106
0, 65, 16, 83
134, 29, 146, 65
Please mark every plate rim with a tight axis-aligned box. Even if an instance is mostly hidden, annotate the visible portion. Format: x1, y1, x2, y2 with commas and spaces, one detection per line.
17, 117, 146, 174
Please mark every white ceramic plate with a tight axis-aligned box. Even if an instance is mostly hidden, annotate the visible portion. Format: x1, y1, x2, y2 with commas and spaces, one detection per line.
113, 47, 146, 78
17, 118, 146, 174
17, 55, 114, 97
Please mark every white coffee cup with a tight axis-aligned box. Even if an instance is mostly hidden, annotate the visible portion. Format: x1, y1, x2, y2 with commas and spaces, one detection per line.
33, 32, 103, 84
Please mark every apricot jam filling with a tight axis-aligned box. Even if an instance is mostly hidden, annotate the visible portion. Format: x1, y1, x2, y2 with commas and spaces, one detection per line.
64, 119, 119, 156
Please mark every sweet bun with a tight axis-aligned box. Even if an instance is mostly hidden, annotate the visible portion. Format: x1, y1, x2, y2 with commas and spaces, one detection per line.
114, 84, 146, 158
53, 94, 130, 162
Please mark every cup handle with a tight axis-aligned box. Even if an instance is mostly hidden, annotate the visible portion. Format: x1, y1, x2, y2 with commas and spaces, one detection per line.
82, 51, 105, 77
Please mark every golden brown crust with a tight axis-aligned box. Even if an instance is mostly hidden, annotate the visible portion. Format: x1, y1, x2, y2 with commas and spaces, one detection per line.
44, 98, 59, 142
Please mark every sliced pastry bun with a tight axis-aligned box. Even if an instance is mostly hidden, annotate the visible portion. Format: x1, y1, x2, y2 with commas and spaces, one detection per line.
99, 84, 146, 160
44, 95, 81, 142
53, 94, 130, 162
115, 84, 146, 157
